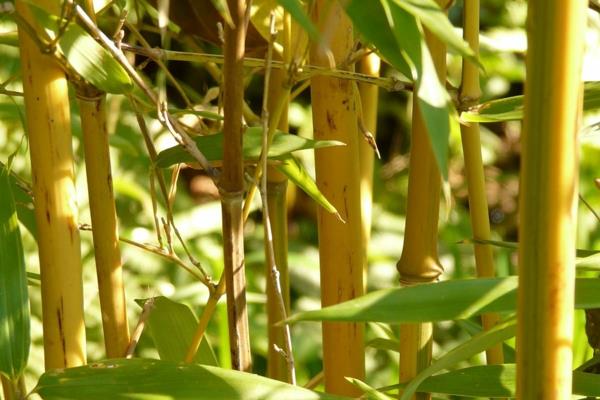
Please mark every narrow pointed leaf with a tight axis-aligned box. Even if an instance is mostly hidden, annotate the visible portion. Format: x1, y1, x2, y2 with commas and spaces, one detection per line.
134, 297, 217, 366
343, 0, 413, 79
461, 81, 600, 122
455, 319, 516, 363
383, 0, 450, 179
34, 359, 345, 399
462, 238, 600, 260
155, 127, 343, 168
390, 0, 475, 60
0, 166, 30, 379
276, 156, 340, 216
287, 277, 600, 324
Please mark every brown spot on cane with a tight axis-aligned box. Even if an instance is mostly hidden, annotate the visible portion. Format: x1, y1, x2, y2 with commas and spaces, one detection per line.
326, 111, 336, 130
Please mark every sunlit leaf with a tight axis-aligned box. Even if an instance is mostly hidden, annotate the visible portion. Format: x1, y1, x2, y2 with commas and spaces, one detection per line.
287, 277, 600, 324
34, 358, 345, 399
276, 156, 339, 216
134, 297, 218, 366
456, 319, 516, 363
0, 166, 30, 379
25, 2, 133, 94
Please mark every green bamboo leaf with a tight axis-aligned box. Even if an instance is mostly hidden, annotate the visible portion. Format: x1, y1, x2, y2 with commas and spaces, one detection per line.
34, 358, 345, 400
0, 31, 18, 46
461, 81, 600, 122
343, 0, 413, 79
276, 0, 320, 41
390, 0, 475, 60
276, 156, 339, 216
25, 3, 133, 94
400, 319, 516, 400
2, 165, 37, 239
405, 364, 600, 398
0, 166, 30, 380
455, 319, 516, 363
134, 297, 218, 366
287, 277, 600, 324
382, 0, 450, 180
155, 127, 343, 168
347, 378, 394, 400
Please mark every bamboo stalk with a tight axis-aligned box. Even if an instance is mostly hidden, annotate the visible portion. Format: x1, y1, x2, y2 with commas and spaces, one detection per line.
458, 0, 503, 366
79, 91, 130, 358
265, 13, 293, 383
358, 53, 380, 288
220, 0, 252, 372
396, 13, 446, 400
517, 1, 586, 398
16, 0, 86, 369
310, 1, 365, 395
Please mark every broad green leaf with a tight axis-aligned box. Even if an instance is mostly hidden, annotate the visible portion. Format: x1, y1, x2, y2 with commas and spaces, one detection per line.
34, 358, 345, 399
0, 166, 30, 379
276, 156, 340, 217
277, 0, 320, 41
400, 319, 516, 400
135, 297, 218, 366
343, 0, 413, 79
0, 164, 37, 239
26, 3, 133, 94
155, 127, 343, 168
461, 81, 600, 123
390, 0, 475, 60
408, 364, 600, 398
287, 277, 600, 324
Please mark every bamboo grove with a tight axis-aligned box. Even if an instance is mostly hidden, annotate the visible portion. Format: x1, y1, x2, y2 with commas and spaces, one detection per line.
1, 0, 599, 399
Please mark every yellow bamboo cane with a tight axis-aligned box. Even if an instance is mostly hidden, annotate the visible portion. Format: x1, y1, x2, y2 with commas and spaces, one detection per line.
517, 1, 586, 398
358, 53, 380, 287
396, 12, 446, 400
16, 0, 86, 369
458, 0, 503, 366
310, 1, 365, 395
79, 91, 130, 358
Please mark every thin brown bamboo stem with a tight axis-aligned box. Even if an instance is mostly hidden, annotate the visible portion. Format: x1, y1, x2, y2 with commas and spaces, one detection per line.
220, 0, 252, 372
79, 91, 130, 358
396, 11, 447, 400
458, 0, 503, 366
310, 1, 365, 395
16, 0, 86, 370
358, 53, 380, 289
517, 0, 586, 398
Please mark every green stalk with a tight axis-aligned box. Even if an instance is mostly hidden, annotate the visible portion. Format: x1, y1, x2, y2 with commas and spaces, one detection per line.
220, 0, 252, 372
310, 1, 365, 395
396, 13, 446, 400
458, 0, 503, 366
517, 1, 586, 398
